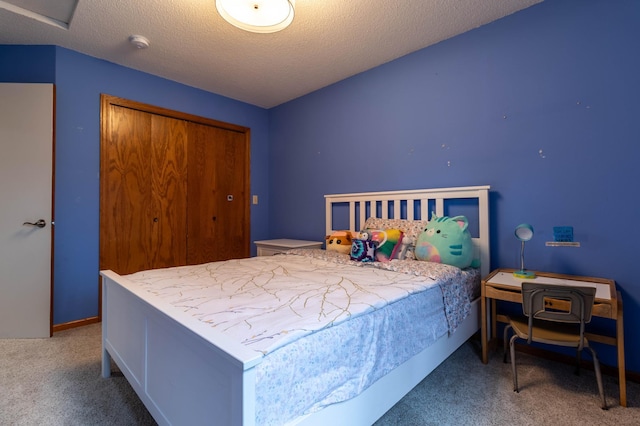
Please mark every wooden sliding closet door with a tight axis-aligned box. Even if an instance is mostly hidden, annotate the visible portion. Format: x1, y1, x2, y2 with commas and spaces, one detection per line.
149, 114, 188, 268
101, 106, 153, 275
187, 123, 249, 264
100, 106, 187, 274
100, 94, 250, 278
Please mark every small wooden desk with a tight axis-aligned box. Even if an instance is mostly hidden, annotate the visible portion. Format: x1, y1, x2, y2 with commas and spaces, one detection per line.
481, 268, 626, 406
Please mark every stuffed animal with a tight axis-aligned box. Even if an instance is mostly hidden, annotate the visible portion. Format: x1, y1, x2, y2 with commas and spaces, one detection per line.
325, 230, 353, 254
414, 214, 473, 269
350, 238, 377, 262
397, 236, 414, 260
359, 229, 404, 262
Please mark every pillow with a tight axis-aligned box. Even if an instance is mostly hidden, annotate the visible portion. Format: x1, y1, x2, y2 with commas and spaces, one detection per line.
359, 228, 404, 262
414, 214, 473, 269
325, 230, 354, 254
350, 239, 377, 262
362, 218, 428, 242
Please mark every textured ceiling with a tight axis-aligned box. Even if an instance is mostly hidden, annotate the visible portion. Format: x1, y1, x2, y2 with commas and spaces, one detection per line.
0, 0, 542, 108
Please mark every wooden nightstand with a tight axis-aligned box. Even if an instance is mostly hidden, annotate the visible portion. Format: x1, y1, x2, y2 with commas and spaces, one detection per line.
481, 268, 626, 406
254, 239, 323, 256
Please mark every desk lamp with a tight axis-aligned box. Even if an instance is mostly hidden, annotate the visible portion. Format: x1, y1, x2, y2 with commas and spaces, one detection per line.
514, 223, 536, 279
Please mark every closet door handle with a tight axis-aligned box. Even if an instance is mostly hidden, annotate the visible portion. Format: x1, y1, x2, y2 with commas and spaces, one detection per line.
23, 219, 46, 228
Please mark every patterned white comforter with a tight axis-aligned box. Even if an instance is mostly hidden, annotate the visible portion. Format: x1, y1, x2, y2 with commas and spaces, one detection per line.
126, 250, 477, 355
125, 250, 479, 424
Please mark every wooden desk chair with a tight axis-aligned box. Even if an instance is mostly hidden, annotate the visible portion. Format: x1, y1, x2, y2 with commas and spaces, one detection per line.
503, 282, 607, 409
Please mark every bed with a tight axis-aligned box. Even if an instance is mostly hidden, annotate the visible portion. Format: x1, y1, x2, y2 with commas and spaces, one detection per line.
101, 185, 490, 425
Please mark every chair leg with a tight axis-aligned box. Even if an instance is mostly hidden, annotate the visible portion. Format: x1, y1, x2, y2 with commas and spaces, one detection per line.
586, 347, 607, 410
574, 349, 582, 375
510, 334, 519, 392
503, 325, 512, 363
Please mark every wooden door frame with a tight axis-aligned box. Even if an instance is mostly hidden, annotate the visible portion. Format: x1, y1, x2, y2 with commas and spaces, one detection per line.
98, 94, 251, 320
49, 85, 56, 336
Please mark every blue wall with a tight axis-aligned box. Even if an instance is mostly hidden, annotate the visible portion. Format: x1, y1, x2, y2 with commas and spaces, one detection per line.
0, 45, 271, 324
2, 0, 638, 374
269, 0, 640, 373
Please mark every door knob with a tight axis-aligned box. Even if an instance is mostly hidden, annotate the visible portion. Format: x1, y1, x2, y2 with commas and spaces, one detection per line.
23, 219, 46, 228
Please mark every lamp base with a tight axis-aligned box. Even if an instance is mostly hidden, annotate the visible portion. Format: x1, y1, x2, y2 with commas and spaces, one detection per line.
513, 270, 536, 279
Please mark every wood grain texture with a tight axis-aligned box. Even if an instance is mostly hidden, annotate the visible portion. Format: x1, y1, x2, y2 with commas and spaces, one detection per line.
100, 105, 155, 274
187, 123, 250, 264
100, 94, 250, 276
150, 114, 188, 269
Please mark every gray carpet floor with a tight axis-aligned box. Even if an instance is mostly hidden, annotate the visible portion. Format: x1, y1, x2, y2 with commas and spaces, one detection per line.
1, 323, 637, 425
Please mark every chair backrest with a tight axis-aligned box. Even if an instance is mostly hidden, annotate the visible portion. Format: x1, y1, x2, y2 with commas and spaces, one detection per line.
521, 282, 597, 347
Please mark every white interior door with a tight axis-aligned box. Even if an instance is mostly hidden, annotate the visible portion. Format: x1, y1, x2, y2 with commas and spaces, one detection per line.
0, 83, 53, 338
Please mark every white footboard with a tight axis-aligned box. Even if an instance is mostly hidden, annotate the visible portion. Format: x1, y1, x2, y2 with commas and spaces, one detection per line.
101, 270, 262, 426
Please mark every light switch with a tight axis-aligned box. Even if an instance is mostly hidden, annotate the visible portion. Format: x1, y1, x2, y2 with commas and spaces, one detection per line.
252, 195, 258, 205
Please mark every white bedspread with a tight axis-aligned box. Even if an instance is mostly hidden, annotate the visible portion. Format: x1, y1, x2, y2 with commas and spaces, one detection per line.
126, 252, 468, 355
125, 251, 479, 424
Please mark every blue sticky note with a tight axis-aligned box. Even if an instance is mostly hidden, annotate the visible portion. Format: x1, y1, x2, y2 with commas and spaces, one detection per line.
553, 226, 574, 242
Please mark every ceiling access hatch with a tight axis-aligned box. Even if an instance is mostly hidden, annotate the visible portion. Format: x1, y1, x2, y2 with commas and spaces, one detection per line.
0, 0, 78, 29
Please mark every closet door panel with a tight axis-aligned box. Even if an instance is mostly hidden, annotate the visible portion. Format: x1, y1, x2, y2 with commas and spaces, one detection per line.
214, 127, 249, 260
186, 122, 215, 264
187, 123, 249, 264
150, 115, 188, 269
100, 106, 154, 275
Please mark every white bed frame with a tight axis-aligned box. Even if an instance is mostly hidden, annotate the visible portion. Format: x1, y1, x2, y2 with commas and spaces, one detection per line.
101, 185, 490, 425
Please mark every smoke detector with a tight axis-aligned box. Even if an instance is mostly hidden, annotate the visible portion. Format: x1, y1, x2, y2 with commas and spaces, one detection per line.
128, 35, 150, 49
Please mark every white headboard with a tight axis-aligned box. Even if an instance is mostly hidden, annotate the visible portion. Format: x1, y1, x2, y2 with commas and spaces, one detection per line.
325, 186, 491, 278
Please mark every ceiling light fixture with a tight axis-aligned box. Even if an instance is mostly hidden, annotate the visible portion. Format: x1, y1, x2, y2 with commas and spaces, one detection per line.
216, 0, 295, 33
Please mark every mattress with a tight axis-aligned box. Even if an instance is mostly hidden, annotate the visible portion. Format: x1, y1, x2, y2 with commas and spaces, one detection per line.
124, 249, 479, 424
